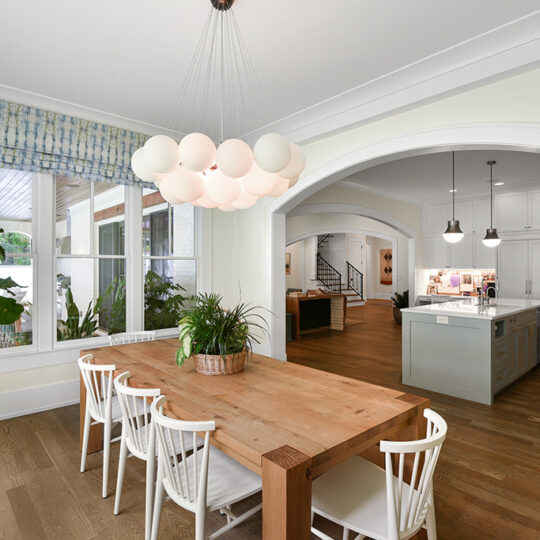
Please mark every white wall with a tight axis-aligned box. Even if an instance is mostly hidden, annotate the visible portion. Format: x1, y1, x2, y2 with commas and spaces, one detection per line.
285, 240, 304, 290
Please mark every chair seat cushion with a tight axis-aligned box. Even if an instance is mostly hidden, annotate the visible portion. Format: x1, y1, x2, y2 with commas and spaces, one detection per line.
165, 446, 262, 512
312, 456, 415, 540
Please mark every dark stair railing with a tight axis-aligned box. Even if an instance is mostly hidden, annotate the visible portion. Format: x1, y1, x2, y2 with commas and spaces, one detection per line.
346, 261, 364, 300
316, 253, 342, 293
317, 234, 333, 248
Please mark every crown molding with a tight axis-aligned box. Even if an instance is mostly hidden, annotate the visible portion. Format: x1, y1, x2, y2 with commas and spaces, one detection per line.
0, 83, 186, 138
245, 10, 540, 144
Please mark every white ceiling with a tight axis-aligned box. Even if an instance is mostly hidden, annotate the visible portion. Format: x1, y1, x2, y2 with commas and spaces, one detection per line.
340, 150, 540, 204
1, 1, 539, 140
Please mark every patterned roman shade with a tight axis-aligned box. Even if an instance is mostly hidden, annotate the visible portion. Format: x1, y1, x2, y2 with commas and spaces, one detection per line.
0, 100, 154, 187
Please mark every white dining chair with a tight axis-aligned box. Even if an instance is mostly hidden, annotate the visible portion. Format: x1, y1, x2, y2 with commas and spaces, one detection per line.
113, 372, 161, 540
311, 408, 447, 540
109, 331, 157, 345
78, 353, 122, 498
150, 395, 262, 540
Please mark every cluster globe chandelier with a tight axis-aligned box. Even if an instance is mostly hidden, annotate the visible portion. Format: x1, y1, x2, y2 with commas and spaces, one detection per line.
131, 0, 306, 211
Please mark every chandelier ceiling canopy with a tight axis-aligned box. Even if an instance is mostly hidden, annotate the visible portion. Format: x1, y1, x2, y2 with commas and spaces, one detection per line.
131, 0, 306, 211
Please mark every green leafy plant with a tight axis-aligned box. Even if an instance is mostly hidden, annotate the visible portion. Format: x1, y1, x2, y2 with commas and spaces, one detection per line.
103, 277, 126, 334
144, 271, 187, 330
391, 289, 409, 309
0, 229, 25, 325
176, 292, 269, 367
57, 286, 102, 341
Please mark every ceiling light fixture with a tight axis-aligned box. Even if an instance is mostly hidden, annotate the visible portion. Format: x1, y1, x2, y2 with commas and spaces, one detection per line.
494, 181, 504, 186
482, 160, 501, 248
442, 152, 464, 244
130, 0, 305, 211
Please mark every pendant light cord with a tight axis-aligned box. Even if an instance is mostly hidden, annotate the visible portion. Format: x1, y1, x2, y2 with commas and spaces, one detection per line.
219, 10, 225, 143
452, 151, 455, 220
490, 161, 494, 228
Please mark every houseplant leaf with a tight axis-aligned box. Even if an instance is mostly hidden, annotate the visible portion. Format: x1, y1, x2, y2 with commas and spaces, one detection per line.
0, 296, 24, 325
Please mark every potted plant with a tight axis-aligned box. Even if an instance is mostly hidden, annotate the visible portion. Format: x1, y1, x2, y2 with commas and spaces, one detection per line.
176, 292, 269, 375
390, 290, 409, 325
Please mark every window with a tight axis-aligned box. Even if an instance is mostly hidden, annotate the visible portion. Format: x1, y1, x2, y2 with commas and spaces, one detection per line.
0, 168, 34, 348
56, 177, 126, 341
142, 188, 197, 330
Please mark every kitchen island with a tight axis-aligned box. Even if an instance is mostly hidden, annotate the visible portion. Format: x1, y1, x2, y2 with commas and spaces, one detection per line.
402, 298, 540, 404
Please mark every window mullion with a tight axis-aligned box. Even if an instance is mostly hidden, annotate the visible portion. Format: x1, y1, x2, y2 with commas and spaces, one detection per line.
125, 184, 143, 332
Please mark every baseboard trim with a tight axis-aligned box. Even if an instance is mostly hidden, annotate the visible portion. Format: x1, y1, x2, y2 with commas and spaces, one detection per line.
0, 378, 80, 420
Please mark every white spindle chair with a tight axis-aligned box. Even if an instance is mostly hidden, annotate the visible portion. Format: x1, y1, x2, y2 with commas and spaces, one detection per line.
109, 331, 157, 345
311, 408, 447, 540
150, 395, 262, 540
79, 354, 122, 498
113, 372, 160, 540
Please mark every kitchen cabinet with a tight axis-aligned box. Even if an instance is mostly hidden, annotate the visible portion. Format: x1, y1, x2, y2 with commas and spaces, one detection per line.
472, 198, 492, 234
528, 239, 540, 299
423, 236, 449, 268
423, 203, 449, 237
473, 234, 497, 269
498, 240, 528, 298
450, 234, 473, 268
528, 190, 540, 230
496, 192, 528, 232
454, 201, 473, 235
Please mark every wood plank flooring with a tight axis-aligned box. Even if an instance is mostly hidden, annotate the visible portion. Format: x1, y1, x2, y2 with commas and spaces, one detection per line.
287, 302, 540, 540
1, 301, 539, 539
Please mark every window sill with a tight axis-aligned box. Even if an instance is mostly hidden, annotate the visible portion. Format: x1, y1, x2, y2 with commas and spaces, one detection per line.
0, 328, 180, 374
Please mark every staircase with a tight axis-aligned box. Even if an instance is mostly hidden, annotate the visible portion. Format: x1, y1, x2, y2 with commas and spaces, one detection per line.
315, 252, 365, 306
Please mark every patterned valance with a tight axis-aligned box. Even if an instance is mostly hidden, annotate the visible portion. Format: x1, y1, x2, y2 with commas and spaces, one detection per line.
0, 100, 154, 188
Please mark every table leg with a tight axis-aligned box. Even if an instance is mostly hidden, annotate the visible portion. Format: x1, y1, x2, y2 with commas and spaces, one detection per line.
262, 445, 312, 540
80, 374, 102, 454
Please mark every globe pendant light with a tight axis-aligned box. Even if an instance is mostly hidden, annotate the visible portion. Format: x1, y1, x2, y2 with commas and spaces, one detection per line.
442, 152, 464, 244
130, 0, 305, 211
482, 160, 501, 248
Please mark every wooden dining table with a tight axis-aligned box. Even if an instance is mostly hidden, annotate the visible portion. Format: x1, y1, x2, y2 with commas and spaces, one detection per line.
81, 339, 430, 540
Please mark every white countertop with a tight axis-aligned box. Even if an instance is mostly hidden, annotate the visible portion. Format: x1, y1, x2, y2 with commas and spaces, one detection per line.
403, 298, 540, 320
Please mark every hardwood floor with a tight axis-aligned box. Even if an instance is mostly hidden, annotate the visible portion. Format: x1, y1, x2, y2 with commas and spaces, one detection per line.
288, 301, 540, 540
1, 301, 539, 539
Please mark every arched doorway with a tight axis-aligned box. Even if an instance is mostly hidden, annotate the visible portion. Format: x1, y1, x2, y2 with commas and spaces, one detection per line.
267, 124, 540, 359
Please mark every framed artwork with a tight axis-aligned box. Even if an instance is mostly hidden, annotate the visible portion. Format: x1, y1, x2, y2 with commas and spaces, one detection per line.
380, 248, 392, 285
285, 252, 291, 274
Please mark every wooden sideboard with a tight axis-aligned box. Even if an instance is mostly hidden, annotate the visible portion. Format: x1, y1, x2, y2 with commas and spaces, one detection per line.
286, 292, 347, 339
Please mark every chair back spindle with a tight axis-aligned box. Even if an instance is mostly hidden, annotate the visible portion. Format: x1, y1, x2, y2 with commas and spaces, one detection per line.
78, 354, 115, 423
151, 395, 215, 513
109, 331, 157, 346
114, 372, 161, 459
381, 408, 447, 540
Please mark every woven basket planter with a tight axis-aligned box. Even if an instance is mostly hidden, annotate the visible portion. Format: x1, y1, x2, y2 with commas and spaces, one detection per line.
192, 350, 247, 376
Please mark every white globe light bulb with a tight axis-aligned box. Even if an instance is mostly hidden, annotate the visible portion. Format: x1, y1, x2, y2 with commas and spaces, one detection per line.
143, 135, 179, 174
253, 133, 291, 173
178, 133, 216, 172
266, 176, 290, 198
279, 143, 306, 178
218, 204, 236, 212
216, 139, 253, 178
242, 162, 278, 197
205, 169, 241, 205
131, 147, 163, 183
231, 187, 258, 209
159, 173, 185, 205
162, 166, 204, 203
194, 190, 218, 209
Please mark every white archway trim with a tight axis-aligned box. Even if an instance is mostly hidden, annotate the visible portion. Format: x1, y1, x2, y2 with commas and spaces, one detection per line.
287, 203, 416, 239
268, 123, 540, 360
270, 123, 540, 216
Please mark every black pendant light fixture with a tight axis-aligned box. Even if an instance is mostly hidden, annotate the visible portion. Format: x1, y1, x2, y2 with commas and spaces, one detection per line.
482, 160, 501, 247
442, 151, 464, 244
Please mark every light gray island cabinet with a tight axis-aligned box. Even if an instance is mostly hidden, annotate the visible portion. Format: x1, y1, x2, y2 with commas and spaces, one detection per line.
401, 298, 539, 405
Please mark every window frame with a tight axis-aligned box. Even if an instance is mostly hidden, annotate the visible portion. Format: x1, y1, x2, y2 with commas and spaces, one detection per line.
142, 195, 200, 336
